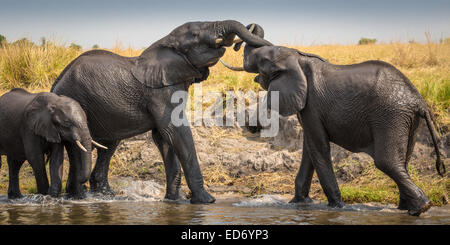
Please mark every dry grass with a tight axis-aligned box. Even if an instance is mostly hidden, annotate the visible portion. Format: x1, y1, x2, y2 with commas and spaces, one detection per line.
213, 41, 450, 128
1, 40, 448, 128
0, 38, 448, 205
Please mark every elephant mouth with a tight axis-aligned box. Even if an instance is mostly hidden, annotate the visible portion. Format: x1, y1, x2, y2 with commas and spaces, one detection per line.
204, 57, 221, 67
254, 72, 278, 90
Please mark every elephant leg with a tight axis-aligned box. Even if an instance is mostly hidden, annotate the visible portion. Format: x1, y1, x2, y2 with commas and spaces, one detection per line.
27, 154, 49, 195
49, 144, 64, 197
7, 157, 24, 199
290, 139, 314, 203
157, 124, 214, 204
152, 130, 182, 200
398, 116, 420, 210
65, 142, 86, 198
373, 128, 430, 216
301, 118, 343, 208
148, 89, 214, 204
89, 140, 120, 196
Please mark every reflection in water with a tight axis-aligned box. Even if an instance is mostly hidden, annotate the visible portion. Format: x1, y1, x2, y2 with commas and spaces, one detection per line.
0, 179, 448, 225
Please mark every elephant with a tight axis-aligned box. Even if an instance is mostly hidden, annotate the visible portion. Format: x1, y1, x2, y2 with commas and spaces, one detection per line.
222, 24, 446, 216
50, 20, 272, 203
0, 88, 107, 198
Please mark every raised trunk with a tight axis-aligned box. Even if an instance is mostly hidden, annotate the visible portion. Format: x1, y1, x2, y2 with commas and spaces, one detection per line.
220, 20, 272, 47
243, 24, 266, 73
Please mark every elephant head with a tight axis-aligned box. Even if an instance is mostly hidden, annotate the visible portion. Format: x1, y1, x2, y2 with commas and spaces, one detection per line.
25, 93, 107, 183
220, 24, 314, 116
131, 20, 273, 88
245, 46, 310, 117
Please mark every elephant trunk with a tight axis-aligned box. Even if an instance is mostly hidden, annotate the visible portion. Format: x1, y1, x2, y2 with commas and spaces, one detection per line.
243, 24, 266, 73
220, 23, 266, 73
77, 129, 92, 184
219, 20, 272, 47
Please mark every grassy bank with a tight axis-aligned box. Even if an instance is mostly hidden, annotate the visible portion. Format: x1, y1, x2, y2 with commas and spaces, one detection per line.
1, 40, 449, 127
0, 40, 448, 206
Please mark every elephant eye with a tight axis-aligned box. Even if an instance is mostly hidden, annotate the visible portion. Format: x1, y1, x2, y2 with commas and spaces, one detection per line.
59, 119, 71, 128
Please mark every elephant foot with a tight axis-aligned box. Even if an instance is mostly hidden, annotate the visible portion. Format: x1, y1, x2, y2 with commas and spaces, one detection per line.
48, 188, 61, 198
66, 182, 88, 199
65, 191, 87, 200
289, 195, 313, 204
397, 198, 408, 210
408, 201, 431, 216
190, 189, 215, 204
90, 181, 115, 197
8, 192, 23, 199
328, 200, 345, 208
164, 191, 180, 201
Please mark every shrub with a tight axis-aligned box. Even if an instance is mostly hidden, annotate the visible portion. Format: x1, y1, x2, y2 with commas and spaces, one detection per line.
358, 37, 377, 45
69, 43, 82, 51
0, 34, 6, 47
12, 38, 35, 46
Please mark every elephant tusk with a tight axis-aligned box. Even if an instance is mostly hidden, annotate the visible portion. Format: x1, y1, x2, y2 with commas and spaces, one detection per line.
215, 38, 224, 44
232, 38, 243, 44
248, 23, 256, 33
233, 23, 256, 44
220, 59, 245, 71
76, 140, 88, 152
91, 140, 108, 150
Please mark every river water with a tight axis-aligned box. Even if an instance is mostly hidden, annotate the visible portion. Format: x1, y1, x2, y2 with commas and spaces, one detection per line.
0, 179, 448, 225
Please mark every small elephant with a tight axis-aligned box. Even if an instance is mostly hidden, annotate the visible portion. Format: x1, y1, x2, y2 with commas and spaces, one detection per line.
0, 88, 107, 198
223, 26, 446, 216
50, 20, 272, 203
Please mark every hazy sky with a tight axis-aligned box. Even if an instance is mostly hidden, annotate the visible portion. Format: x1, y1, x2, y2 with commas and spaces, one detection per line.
1, 0, 449, 49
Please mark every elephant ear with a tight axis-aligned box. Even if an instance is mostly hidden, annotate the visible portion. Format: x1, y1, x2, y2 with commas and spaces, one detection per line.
266, 56, 308, 117
131, 47, 203, 88
25, 94, 61, 143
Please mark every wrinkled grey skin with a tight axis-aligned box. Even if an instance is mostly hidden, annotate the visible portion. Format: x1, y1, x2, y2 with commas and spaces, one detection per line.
51, 20, 272, 204
241, 26, 445, 216
0, 88, 93, 199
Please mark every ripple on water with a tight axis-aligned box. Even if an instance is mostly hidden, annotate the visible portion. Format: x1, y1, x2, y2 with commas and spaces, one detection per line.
0, 181, 448, 225
232, 195, 404, 213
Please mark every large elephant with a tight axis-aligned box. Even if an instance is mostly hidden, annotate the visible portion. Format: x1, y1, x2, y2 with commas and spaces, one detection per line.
0, 88, 106, 198
51, 20, 272, 203
222, 25, 446, 216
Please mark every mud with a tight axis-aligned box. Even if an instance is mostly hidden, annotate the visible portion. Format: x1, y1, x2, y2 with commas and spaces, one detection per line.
111, 115, 449, 201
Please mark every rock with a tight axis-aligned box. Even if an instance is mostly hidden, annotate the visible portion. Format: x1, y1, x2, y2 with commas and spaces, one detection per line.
113, 111, 449, 188
269, 115, 303, 151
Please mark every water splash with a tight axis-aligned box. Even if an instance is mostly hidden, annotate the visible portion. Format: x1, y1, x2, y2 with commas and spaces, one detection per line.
232, 194, 292, 207
231, 194, 402, 213
0, 178, 165, 206
112, 178, 164, 201
4, 194, 65, 206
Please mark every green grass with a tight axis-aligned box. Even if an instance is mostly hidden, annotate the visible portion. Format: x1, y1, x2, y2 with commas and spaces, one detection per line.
339, 163, 449, 206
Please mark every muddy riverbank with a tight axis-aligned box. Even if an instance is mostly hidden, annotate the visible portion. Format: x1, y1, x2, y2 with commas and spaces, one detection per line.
0, 115, 448, 206
108, 115, 449, 206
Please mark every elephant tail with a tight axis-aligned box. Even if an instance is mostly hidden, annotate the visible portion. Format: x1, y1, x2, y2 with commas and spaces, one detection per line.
421, 109, 446, 176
